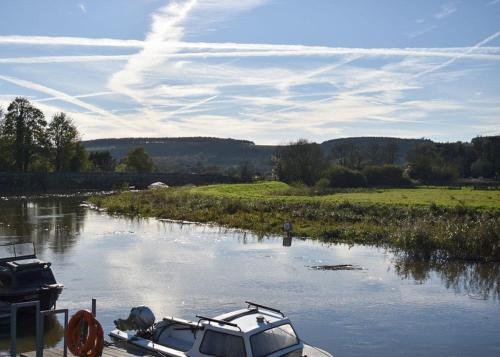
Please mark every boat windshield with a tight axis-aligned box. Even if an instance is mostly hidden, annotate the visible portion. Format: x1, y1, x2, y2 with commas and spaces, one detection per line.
250, 324, 299, 357
0, 243, 35, 261
199, 330, 246, 357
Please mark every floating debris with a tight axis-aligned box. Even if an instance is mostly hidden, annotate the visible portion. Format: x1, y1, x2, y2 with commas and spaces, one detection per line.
81, 202, 107, 212
0, 191, 115, 201
308, 264, 364, 271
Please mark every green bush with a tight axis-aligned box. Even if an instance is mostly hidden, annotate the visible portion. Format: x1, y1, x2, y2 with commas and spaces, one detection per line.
363, 165, 408, 186
274, 139, 326, 186
314, 178, 330, 194
325, 165, 367, 188
471, 157, 495, 178
431, 164, 460, 182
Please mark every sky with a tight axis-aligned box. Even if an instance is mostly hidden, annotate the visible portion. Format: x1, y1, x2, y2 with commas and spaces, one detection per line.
0, 0, 499, 144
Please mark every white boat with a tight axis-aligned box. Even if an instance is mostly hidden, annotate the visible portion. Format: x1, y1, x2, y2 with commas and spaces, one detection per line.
110, 301, 332, 357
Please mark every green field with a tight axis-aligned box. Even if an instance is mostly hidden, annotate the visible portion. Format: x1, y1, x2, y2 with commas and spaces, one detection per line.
90, 181, 500, 262
191, 181, 500, 209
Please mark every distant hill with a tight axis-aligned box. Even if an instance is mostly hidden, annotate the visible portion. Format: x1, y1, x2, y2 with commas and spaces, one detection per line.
83, 137, 277, 174
320, 137, 430, 165
83, 136, 430, 174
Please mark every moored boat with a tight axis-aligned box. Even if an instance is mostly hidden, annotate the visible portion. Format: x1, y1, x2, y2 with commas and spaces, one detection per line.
0, 243, 63, 326
110, 301, 332, 357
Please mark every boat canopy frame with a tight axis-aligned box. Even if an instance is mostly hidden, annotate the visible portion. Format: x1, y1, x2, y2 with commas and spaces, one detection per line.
195, 315, 242, 332
245, 301, 285, 317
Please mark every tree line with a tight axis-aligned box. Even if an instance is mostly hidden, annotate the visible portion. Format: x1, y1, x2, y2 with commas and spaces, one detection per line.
0, 98, 154, 173
407, 138, 499, 181
274, 136, 499, 188
2, 97, 497, 185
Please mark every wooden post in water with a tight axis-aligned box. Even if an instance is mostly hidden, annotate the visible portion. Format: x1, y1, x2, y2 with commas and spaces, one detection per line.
282, 221, 293, 246
92, 298, 97, 317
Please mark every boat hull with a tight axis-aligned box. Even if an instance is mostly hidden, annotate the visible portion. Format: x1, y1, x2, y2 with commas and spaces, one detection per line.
110, 329, 333, 357
110, 329, 187, 357
303, 344, 334, 357
0, 284, 63, 327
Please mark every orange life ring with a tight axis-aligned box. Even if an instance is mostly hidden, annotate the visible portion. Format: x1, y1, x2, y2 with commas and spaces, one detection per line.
66, 310, 104, 357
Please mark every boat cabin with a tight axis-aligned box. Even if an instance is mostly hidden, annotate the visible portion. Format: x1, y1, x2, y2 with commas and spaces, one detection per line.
0, 243, 63, 323
0, 243, 58, 291
111, 302, 331, 357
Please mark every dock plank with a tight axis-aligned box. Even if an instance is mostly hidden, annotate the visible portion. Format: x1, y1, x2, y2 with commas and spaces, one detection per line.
21, 345, 152, 357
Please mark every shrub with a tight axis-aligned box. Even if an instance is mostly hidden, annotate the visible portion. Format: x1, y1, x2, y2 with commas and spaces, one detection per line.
471, 157, 495, 178
325, 165, 367, 188
274, 139, 326, 186
363, 165, 407, 186
314, 178, 330, 194
431, 164, 460, 182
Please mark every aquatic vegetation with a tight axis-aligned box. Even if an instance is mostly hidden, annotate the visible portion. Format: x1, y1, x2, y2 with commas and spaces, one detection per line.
307, 264, 364, 271
89, 181, 500, 262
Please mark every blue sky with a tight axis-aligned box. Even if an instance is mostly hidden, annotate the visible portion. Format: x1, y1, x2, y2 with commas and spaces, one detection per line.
0, 0, 499, 144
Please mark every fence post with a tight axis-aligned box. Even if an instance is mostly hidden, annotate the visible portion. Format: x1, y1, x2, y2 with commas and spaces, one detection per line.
10, 301, 41, 357
36, 306, 42, 357
10, 304, 16, 357
63, 310, 68, 357
91, 298, 96, 317
39, 309, 68, 357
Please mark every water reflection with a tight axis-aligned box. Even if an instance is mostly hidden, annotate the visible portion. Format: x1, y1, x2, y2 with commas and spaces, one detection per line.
0, 316, 63, 353
0, 197, 86, 253
282, 237, 292, 247
393, 253, 500, 300
0, 196, 499, 356
1, 195, 499, 304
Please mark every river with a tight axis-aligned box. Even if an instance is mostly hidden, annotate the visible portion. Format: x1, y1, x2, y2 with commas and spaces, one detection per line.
0, 195, 499, 356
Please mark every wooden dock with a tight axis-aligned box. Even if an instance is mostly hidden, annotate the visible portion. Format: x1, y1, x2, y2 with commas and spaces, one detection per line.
20, 345, 155, 357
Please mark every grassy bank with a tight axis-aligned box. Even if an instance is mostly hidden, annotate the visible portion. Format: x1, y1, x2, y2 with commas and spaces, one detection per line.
192, 181, 500, 209
89, 181, 500, 262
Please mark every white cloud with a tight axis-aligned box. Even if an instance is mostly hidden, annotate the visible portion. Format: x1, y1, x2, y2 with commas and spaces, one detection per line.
159, 95, 217, 119
0, 35, 143, 47
0, 0, 498, 143
414, 30, 500, 77
400, 100, 463, 111
0, 75, 139, 130
108, 0, 198, 103
0, 48, 499, 65
2, 35, 500, 59
434, 2, 457, 19
78, 3, 87, 13
0, 74, 112, 117
409, 1, 458, 39
407, 24, 437, 38
34, 91, 115, 102
196, 0, 268, 11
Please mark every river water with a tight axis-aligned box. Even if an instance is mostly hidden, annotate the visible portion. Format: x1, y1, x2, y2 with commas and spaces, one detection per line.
0, 196, 499, 356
